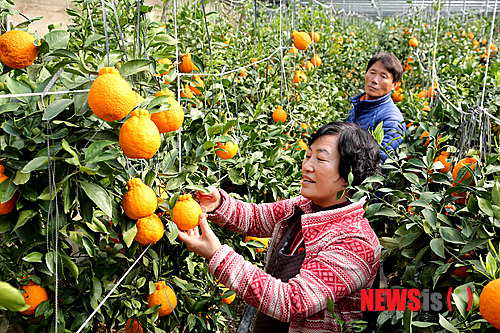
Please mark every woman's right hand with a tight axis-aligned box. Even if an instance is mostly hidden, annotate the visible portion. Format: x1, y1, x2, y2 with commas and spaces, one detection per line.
197, 186, 221, 213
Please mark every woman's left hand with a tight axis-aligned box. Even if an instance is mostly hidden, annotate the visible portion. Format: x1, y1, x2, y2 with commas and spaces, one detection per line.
177, 213, 222, 260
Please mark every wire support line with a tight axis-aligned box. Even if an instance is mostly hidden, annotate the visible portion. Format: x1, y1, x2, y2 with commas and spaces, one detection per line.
0, 89, 90, 99
75, 244, 152, 333
480, 0, 499, 109
178, 46, 287, 79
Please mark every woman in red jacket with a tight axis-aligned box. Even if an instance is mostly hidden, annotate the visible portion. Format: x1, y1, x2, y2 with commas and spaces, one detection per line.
178, 121, 381, 332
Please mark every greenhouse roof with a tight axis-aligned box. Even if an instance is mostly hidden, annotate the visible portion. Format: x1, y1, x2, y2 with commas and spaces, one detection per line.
308, 0, 500, 19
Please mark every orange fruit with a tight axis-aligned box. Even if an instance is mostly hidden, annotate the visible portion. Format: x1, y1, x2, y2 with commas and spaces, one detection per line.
151, 91, 184, 133
157, 58, 173, 75
298, 139, 308, 150
292, 70, 307, 84
434, 151, 452, 173
190, 75, 204, 95
310, 31, 320, 43
147, 281, 177, 316
224, 38, 230, 45
219, 286, 236, 304
250, 57, 258, 67
125, 318, 143, 333
0, 30, 38, 69
311, 54, 322, 67
20, 278, 48, 316
391, 89, 404, 103
122, 178, 158, 220
288, 46, 298, 54
178, 53, 199, 73
135, 214, 164, 245
172, 193, 202, 231
240, 68, 248, 77
409, 37, 418, 47
215, 139, 238, 160
426, 82, 439, 99
452, 157, 477, 185
302, 60, 314, 69
119, 109, 161, 159
293, 31, 311, 51
417, 89, 427, 99
467, 32, 474, 39
0, 165, 18, 215
479, 278, 500, 329
272, 105, 287, 123
180, 83, 194, 99
245, 236, 269, 253
88, 67, 143, 122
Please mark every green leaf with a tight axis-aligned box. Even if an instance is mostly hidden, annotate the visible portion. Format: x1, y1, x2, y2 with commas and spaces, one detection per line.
43, 30, 70, 49
412, 321, 435, 328
13, 170, 30, 185
2, 119, 21, 136
228, 169, 246, 185
150, 33, 178, 46
430, 238, 445, 258
326, 297, 335, 315
12, 210, 37, 232
35, 299, 51, 317
452, 284, 473, 319
374, 207, 398, 217
492, 181, 500, 206
363, 202, 382, 218
191, 54, 205, 73
79, 181, 112, 217
379, 237, 400, 250
148, 281, 156, 295
21, 156, 49, 173
84, 33, 105, 48
82, 237, 95, 257
90, 277, 102, 306
123, 225, 137, 248
47, 49, 78, 60
439, 226, 465, 244
45, 250, 55, 274
84, 140, 115, 164
438, 314, 459, 333
147, 94, 171, 110
61, 253, 79, 279
22, 252, 43, 263
119, 59, 154, 77
403, 172, 420, 185
42, 99, 74, 121
0, 281, 29, 312
0, 176, 16, 204
422, 208, 437, 229
478, 197, 495, 217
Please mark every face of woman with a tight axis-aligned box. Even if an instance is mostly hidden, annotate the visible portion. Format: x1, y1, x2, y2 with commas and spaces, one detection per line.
300, 135, 347, 207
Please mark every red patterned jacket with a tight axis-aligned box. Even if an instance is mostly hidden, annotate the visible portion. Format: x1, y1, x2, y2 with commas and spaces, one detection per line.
207, 190, 381, 333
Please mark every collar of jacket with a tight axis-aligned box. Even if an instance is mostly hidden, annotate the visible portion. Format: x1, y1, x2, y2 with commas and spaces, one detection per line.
289, 196, 367, 234
350, 91, 393, 110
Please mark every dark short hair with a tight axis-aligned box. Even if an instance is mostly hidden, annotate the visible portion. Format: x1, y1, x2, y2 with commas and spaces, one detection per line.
366, 52, 403, 83
308, 121, 380, 186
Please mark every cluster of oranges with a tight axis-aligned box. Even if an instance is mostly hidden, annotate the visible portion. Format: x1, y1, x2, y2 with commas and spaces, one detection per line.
391, 82, 404, 103
290, 30, 322, 86
88, 67, 185, 160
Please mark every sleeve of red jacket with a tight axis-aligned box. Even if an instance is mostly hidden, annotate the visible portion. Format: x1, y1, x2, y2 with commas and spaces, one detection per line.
208, 233, 377, 322
207, 189, 293, 238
